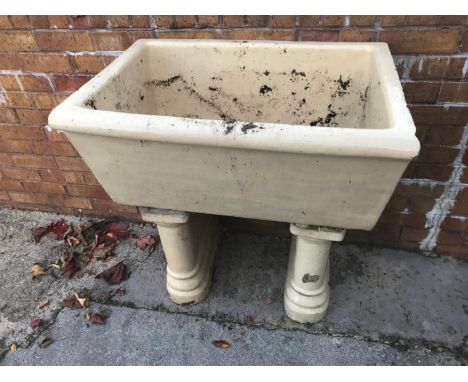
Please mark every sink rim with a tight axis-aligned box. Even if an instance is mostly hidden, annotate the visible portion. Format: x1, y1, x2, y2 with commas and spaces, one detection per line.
48, 39, 420, 161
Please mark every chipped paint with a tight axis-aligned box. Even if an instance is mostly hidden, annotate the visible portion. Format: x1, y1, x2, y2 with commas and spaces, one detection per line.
420, 124, 468, 252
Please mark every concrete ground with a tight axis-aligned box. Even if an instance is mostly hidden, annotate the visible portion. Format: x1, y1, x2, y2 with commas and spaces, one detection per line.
0, 208, 467, 365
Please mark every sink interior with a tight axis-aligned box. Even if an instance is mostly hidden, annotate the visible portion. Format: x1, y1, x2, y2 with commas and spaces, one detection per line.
83, 42, 391, 129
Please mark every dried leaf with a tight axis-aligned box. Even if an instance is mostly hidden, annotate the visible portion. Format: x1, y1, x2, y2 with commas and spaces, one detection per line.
74, 292, 89, 308
32, 263, 47, 278
33, 219, 71, 242
62, 252, 80, 279
31, 319, 43, 330
89, 312, 108, 325
63, 296, 82, 309
263, 298, 273, 305
136, 235, 159, 252
96, 261, 129, 285
212, 340, 231, 349
39, 337, 53, 348
105, 222, 130, 240
244, 315, 254, 327
81, 219, 114, 244
9, 343, 17, 352
37, 300, 49, 309
91, 242, 114, 260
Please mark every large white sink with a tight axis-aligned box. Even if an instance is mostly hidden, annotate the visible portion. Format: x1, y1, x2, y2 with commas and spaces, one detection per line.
49, 40, 419, 323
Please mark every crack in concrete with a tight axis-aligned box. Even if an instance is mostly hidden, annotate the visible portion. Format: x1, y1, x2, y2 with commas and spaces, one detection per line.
91, 297, 467, 364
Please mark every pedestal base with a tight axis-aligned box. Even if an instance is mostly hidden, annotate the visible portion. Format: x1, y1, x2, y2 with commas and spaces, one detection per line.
284, 224, 346, 323
140, 207, 221, 304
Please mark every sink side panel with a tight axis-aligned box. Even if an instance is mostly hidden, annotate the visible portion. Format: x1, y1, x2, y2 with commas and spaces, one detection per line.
65, 132, 408, 230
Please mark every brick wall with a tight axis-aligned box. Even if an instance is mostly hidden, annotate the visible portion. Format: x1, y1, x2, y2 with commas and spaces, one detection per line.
0, 15, 467, 258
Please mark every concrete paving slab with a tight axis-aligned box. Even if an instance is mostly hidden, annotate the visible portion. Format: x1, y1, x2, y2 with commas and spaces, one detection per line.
0, 208, 467, 365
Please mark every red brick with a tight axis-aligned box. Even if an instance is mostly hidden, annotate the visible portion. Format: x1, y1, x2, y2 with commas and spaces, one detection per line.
379, 30, 459, 54
18, 53, 73, 73
407, 16, 437, 26
271, 16, 295, 28
409, 57, 449, 80
55, 157, 89, 171
131, 16, 151, 28
321, 16, 345, 26
462, 30, 468, 52
441, 217, 466, 232
8, 191, 91, 209
0, 191, 10, 201
108, 16, 130, 28
38, 169, 65, 183
91, 198, 138, 215
0, 108, 18, 124
0, 179, 23, 191
385, 195, 407, 211
350, 16, 376, 26
438, 82, 468, 103
1, 167, 41, 181
174, 16, 197, 28
5, 92, 34, 108
61, 196, 93, 209
406, 196, 436, 213
8, 16, 29, 29
371, 224, 401, 242
435, 245, 468, 259
406, 163, 453, 182
91, 32, 131, 51
153, 16, 174, 29
401, 227, 428, 242
197, 16, 220, 28
298, 16, 321, 28
0, 16, 11, 29
48, 16, 69, 29
380, 16, 407, 26
0, 53, 19, 70
300, 30, 339, 42
12, 154, 56, 169
83, 172, 99, 185
159, 30, 222, 40
0, 74, 21, 91
452, 197, 468, 215
424, 126, 464, 146
0, 126, 44, 140
29, 16, 50, 29
244, 16, 270, 28
52, 75, 91, 92
30, 141, 77, 157
437, 230, 463, 246
16, 109, 49, 126
45, 129, 69, 142
0, 139, 31, 153
222, 16, 244, 28
437, 16, 467, 25
68, 16, 106, 29
18, 75, 53, 92
66, 184, 109, 199
23, 181, 65, 194
339, 30, 374, 42
35, 31, 93, 52
409, 105, 467, 125
128, 31, 155, 44
32, 93, 59, 109
0, 152, 13, 166
446, 58, 468, 80
0, 31, 38, 51
403, 81, 441, 104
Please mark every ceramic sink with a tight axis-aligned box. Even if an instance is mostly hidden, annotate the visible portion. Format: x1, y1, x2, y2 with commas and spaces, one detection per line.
49, 40, 420, 323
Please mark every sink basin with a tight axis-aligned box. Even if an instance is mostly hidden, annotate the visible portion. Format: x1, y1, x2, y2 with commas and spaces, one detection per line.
49, 40, 420, 323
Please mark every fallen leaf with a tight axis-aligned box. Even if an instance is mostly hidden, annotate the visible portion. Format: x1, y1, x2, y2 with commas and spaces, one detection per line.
263, 298, 273, 305
105, 222, 130, 240
32, 264, 47, 278
74, 292, 89, 308
89, 312, 109, 325
9, 343, 17, 352
91, 242, 114, 260
31, 319, 43, 330
39, 337, 53, 348
63, 296, 83, 309
62, 252, 80, 278
33, 219, 71, 242
244, 315, 254, 327
81, 220, 114, 244
212, 340, 231, 349
136, 235, 159, 252
96, 261, 129, 285
37, 300, 49, 309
